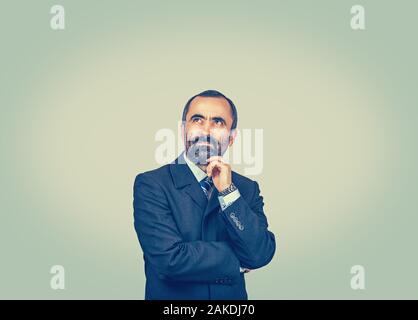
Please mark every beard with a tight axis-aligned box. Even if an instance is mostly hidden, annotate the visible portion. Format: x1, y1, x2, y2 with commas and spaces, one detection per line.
185, 135, 224, 165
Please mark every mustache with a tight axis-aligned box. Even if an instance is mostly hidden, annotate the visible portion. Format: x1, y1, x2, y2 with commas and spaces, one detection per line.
185, 135, 223, 162
187, 135, 220, 147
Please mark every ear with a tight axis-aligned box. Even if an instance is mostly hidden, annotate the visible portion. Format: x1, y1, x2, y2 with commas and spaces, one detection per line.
228, 128, 237, 146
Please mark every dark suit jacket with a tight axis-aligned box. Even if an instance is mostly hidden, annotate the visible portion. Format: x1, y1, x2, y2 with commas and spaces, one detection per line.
133, 154, 276, 300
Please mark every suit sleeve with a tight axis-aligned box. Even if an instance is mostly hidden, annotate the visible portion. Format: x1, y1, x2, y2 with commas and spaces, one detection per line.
133, 173, 241, 284
221, 181, 276, 269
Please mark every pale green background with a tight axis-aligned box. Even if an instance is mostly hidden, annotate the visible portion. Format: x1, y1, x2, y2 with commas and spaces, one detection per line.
1, 0, 417, 299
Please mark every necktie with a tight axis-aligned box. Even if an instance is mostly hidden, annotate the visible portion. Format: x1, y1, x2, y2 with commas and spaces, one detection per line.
199, 176, 213, 199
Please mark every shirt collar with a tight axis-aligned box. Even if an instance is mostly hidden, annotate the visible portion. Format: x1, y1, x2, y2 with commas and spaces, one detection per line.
183, 152, 207, 182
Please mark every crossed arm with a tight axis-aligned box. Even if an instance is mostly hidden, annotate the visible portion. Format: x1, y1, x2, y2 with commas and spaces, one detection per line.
133, 174, 276, 284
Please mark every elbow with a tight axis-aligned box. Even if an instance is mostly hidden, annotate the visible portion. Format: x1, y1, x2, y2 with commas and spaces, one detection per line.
247, 248, 276, 269
244, 235, 276, 269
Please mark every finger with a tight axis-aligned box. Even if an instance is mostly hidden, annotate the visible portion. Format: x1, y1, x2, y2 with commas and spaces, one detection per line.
207, 160, 222, 177
207, 156, 224, 163
206, 161, 216, 177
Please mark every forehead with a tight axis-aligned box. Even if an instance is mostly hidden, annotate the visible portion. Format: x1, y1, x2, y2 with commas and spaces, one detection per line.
187, 96, 233, 120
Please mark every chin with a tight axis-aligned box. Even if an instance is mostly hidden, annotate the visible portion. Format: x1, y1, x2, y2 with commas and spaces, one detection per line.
187, 147, 217, 165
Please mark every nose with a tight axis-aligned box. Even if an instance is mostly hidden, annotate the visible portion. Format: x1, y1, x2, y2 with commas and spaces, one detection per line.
201, 120, 212, 136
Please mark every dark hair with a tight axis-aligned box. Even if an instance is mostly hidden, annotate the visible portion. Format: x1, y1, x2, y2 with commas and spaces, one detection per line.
181, 90, 238, 130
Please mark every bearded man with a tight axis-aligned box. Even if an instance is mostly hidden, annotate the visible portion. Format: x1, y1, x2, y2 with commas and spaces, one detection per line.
133, 90, 276, 300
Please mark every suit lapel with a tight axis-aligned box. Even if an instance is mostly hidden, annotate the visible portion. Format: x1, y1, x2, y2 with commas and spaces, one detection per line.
169, 154, 207, 211
184, 182, 208, 211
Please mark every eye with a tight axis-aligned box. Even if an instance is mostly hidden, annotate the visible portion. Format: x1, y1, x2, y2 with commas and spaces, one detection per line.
192, 117, 202, 123
214, 119, 225, 126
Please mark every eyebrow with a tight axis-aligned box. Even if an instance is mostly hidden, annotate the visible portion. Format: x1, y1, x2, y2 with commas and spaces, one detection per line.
190, 114, 226, 124
190, 113, 205, 120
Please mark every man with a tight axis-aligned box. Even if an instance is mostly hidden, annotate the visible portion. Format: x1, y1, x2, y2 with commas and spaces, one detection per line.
133, 90, 276, 300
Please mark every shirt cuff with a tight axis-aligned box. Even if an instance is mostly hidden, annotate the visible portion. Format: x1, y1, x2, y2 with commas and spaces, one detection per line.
218, 189, 241, 211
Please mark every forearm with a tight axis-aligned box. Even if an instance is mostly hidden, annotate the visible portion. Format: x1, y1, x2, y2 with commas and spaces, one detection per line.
220, 193, 276, 269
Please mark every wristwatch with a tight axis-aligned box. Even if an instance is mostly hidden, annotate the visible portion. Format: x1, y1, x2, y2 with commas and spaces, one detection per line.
218, 183, 237, 196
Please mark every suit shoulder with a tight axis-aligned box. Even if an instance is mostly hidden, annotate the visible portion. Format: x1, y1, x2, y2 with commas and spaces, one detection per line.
134, 163, 171, 185
231, 171, 258, 187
